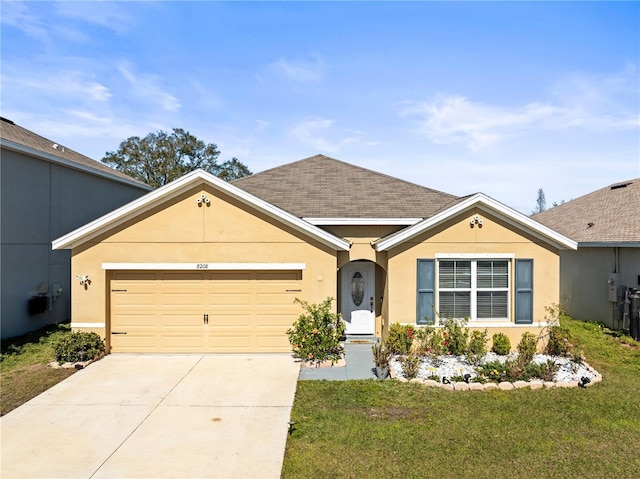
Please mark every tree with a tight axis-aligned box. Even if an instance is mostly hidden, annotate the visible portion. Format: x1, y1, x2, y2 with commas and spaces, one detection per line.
532, 188, 547, 215
102, 128, 251, 187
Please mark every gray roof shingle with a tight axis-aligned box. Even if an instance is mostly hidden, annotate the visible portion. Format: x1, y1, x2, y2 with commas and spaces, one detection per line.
0, 117, 148, 186
533, 179, 640, 244
232, 154, 459, 219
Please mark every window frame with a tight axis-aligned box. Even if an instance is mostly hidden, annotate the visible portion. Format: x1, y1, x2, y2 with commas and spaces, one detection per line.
434, 253, 514, 322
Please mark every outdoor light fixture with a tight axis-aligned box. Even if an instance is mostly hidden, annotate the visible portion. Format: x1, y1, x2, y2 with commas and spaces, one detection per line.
470, 215, 483, 227
197, 193, 211, 207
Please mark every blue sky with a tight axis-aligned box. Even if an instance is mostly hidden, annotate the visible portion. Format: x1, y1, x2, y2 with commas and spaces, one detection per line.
2, 1, 638, 213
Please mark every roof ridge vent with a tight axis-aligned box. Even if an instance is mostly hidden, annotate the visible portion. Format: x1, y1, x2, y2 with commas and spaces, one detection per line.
610, 181, 631, 190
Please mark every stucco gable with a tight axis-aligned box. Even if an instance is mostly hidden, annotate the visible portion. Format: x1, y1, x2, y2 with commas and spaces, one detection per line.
53, 169, 350, 251
374, 193, 577, 251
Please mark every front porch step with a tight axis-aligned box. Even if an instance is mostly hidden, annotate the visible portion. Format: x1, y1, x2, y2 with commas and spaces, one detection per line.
344, 335, 377, 344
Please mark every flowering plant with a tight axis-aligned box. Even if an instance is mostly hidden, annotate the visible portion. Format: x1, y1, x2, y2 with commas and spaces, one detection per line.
286, 297, 345, 366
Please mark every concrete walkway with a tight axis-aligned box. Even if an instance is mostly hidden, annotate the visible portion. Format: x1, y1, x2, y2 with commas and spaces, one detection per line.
1, 354, 299, 479
299, 337, 377, 380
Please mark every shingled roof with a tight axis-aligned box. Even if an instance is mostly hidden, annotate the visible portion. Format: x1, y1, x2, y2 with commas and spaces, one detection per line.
232, 154, 459, 219
533, 178, 640, 245
0, 117, 148, 187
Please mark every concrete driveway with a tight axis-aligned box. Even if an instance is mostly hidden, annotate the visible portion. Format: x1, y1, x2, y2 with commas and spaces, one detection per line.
1, 354, 300, 479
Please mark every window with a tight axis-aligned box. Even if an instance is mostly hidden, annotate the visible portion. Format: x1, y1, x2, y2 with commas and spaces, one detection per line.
437, 258, 509, 321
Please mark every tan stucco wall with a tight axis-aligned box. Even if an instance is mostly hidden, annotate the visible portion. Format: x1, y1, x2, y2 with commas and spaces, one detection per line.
324, 225, 398, 268
70, 185, 338, 341
386, 208, 560, 329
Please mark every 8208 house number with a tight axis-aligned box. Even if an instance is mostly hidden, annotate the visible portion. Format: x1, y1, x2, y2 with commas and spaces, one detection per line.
196, 263, 209, 269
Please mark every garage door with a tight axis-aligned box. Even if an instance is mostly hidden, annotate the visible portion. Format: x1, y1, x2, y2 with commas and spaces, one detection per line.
109, 271, 302, 353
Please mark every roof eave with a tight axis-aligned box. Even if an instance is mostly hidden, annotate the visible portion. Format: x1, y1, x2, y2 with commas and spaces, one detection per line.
53, 169, 350, 252
375, 193, 578, 252
1, 139, 152, 191
304, 217, 423, 226
578, 242, 640, 248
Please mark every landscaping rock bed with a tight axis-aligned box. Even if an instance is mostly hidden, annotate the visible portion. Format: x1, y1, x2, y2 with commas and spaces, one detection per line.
389, 352, 602, 390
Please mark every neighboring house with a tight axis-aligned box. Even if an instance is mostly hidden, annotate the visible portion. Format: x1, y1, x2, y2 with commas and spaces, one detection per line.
0, 118, 152, 339
533, 179, 640, 329
53, 155, 576, 353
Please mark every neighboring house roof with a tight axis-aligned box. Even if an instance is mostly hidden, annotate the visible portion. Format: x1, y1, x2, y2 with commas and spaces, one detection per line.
375, 193, 578, 251
53, 169, 351, 251
232, 154, 459, 221
533, 178, 640, 246
0, 117, 150, 190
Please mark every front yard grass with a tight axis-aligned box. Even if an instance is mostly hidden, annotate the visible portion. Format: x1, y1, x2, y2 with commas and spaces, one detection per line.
282, 317, 640, 478
0, 323, 76, 416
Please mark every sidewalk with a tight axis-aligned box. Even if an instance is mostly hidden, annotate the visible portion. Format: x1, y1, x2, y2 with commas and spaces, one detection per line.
299, 336, 377, 381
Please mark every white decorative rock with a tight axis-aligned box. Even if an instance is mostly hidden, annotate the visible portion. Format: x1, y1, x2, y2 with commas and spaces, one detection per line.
498, 382, 514, 391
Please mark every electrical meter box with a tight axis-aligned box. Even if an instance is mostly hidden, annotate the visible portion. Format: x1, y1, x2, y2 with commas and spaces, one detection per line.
608, 273, 619, 302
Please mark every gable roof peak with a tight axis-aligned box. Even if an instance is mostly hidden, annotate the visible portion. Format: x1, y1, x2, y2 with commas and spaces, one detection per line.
233, 154, 459, 219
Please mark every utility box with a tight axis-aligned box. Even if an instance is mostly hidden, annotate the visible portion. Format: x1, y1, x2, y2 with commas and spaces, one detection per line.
630, 290, 640, 341
608, 273, 619, 302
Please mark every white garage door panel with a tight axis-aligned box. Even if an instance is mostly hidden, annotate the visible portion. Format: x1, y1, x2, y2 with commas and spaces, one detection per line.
110, 270, 301, 353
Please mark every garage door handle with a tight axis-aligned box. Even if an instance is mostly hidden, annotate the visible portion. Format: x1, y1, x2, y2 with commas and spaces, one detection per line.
204, 314, 209, 325
111, 331, 127, 335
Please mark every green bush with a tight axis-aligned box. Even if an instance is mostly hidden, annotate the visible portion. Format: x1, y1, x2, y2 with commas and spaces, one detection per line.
400, 353, 421, 380
545, 325, 584, 362
441, 318, 468, 356
516, 332, 538, 367
491, 332, 511, 355
286, 297, 345, 365
386, 323, 414, 355
466, 329, 489, 365
52, 331, 105, 364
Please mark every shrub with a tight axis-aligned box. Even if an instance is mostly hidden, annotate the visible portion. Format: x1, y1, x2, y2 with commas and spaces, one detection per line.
466, 329, 489, 365
441, 318, 469, 356
286, 297, 345, 366
400, 353, 421, 380
491, 332, 511, 355
52, 331, 105, 364
517, 332, 538, 367
545, 325, 584, 362
386, 323, 414, 355
372, 341, 391, 369
476, 359, 514, 383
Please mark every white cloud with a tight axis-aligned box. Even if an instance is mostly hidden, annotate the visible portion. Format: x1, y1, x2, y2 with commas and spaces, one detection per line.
402, 71, 639, 151
53, 1, 134, 34
268, 56, 325, 83
288, 117, 368, 154
0, 1, 49, 41
118, 64, 181, 112
2, 68, 112, 103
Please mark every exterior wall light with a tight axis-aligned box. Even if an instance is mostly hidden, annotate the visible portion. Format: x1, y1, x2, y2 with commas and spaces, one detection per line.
470, 215, 483, 228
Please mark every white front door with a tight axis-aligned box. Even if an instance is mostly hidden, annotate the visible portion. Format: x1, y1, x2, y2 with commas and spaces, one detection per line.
340, 261, 375, 335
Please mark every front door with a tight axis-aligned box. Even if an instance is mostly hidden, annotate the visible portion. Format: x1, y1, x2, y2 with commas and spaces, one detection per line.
340, 261, 375, 335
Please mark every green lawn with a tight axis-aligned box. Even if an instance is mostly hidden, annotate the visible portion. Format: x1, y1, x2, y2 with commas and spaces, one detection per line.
282, 318, 640, 479
0, 323, 76, 416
